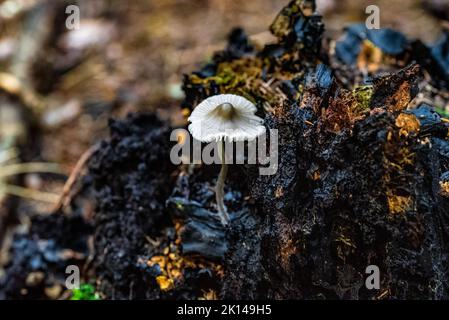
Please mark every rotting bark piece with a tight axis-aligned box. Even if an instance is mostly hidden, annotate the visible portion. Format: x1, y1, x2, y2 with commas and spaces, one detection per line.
166, 162, 250, 263
301, 63, 336, 112
305, 65, 370, 133
370, 64, 422, 112
221, 209, 265, 299
335, 24, 366, 65
249, 103, 305, 214
366, 28, 409, 56
270, 0, 324, 58
320, 88, 358, 133
406, 104, 448, 138
335, 24, 409, 65
270, 0, 317, 37
167, 197, 227, 261
242, 106, 449, 298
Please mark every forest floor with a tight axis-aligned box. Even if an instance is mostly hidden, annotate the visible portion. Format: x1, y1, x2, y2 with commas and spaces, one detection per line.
1, 0, 449, 300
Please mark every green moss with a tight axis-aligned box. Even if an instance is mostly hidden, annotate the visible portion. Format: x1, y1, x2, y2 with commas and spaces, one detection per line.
175, 200, 184, 210
435, 106, 449, 118
215, 66, 245, 88
70, 283, 100, 300
353, 85, 373, 112
188, 58, 264, 103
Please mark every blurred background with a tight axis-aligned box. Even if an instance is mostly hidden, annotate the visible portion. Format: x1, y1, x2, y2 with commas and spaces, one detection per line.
0, 0, 448, 266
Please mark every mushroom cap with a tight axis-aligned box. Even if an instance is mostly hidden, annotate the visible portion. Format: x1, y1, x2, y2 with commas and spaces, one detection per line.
188, 94, 265, 142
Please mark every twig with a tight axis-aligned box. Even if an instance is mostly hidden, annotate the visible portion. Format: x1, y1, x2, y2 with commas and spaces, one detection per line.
53, 144, 98, 213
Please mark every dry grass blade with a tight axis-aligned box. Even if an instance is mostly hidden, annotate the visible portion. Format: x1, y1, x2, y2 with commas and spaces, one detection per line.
0, 184, 60, 203
0, 162, 62, 178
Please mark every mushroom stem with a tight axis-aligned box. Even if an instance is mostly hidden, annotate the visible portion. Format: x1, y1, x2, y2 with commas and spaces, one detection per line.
215, 140, 229, 226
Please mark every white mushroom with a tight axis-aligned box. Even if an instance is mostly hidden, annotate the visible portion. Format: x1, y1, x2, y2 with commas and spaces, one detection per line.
188, 94, 265, 142
188, 94, 265, 225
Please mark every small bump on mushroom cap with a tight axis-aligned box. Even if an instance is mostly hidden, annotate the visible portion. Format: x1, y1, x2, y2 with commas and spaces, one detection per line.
188, 94, 266, 142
